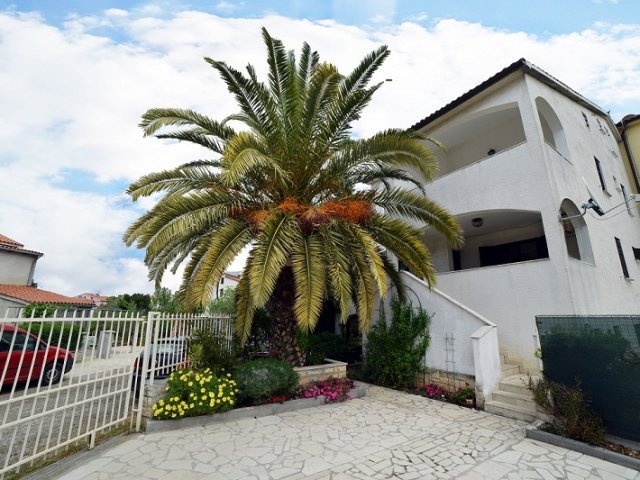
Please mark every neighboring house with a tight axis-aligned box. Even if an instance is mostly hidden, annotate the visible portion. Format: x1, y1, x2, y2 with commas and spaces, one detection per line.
215, 272, 240, 299
0, 284, 95, 317
617, 113, 640, 195
76, 292, 110, 306
0, 234, 95, 316
0, 234, 42, 286
397, 59, 640, 395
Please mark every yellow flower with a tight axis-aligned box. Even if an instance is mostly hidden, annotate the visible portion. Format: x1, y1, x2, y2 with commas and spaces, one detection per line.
229, 400, 234, 405
201, 388, 206, 393
171, 414, 176, 418
209, 392, 215, 398
159, 400, 164, 406
218, 392, 223, 398
226, 373, 231, 378
188, 382, 193, 387
195, 374, 201, 381
202, 395, 207, 400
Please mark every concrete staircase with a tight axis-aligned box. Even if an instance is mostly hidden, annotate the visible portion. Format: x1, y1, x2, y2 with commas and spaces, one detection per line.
484, 360, 547, 423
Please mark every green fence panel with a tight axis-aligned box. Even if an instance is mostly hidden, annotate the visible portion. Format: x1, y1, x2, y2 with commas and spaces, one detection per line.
536, 315, 640, 442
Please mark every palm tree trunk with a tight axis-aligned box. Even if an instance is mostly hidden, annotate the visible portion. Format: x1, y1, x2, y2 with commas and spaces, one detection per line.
268, 266, 306, 367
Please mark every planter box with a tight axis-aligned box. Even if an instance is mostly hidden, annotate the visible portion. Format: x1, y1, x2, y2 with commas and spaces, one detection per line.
525, 425, 640, 471
146, 382, 367, 434
294, 358, 348, 384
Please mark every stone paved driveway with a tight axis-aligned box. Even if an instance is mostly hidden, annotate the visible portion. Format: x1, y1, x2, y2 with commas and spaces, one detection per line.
52, 386, 639, 480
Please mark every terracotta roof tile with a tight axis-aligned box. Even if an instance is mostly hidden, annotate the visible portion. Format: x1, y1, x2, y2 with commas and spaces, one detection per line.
0, 234, 23, 247
0, 234, 43, 257
0, 284, 95, 306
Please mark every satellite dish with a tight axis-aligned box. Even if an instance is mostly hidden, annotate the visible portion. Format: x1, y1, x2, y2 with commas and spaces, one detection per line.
582, 178, 605, 216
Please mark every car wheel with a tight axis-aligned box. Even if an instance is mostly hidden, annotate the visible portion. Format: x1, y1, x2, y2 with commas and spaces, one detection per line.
42, 363, 63, 384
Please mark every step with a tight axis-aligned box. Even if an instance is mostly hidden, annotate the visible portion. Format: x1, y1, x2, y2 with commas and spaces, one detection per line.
484, 400, 540, 423
491, 390, 538, 410
498, 375, 534, 396
500, 364, 521, 376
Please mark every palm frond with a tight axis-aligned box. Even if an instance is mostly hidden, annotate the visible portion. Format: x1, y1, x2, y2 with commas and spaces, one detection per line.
318, 225, 353, 322
372, 187, 464, 248
140, 108, 235, 142
248, 213, 297, 307
181, 220, 253, 308
291, 232, 326, 331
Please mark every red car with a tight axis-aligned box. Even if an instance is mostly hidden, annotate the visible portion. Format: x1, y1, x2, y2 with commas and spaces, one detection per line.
0, 324, 74, 386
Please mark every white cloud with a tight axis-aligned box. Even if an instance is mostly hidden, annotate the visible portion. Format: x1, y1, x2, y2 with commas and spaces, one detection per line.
214, 1, 241, 14
1, 9, 639, 298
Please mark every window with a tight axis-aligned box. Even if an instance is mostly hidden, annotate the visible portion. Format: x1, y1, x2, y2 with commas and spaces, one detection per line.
559, 199, 595, 264
220, 277, 224, 285
615, 237, 630, 279
1, 331, 37, 352
632, 247, 640, 261
582, 112, 589, 128
594, 157, 607, 191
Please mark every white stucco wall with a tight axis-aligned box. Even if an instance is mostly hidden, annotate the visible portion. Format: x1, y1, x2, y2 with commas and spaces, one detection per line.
412, 70, 640, 372
0, 250, 37, 285
0, 297, 26, 318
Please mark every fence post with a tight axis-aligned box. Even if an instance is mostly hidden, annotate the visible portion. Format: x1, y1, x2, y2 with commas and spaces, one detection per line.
135, 312, 157, 432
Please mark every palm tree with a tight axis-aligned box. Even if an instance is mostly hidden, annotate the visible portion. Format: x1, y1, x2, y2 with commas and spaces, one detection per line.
124, 28, 463, 366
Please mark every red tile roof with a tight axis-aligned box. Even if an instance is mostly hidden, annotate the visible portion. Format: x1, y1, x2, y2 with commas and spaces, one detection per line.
0, 234, 23, 247
0, 284, 95, 306
0, 234, 43, 257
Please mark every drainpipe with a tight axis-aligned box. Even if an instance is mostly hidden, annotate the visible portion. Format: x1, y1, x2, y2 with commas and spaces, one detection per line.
619, 117, 640, 193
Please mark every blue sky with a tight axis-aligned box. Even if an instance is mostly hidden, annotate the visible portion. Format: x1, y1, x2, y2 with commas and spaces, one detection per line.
7, 0, 639, 35
0, 0, 639, 296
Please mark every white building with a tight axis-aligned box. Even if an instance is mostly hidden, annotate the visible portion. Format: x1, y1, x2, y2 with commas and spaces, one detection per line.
215, 272, 240, 299
399, 59, 640, 402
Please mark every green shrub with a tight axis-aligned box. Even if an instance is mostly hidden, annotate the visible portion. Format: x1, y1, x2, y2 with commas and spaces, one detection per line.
234, 358, 299, 403
188, 329, 239, 373
527, 376, 605, 445
304, 332, 348, 365
18, 320, 83, 351
364, 299, 431, 389
152, 368, 238, 420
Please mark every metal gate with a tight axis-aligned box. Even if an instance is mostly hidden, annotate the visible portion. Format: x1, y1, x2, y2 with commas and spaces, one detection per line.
0, 309, 233, 478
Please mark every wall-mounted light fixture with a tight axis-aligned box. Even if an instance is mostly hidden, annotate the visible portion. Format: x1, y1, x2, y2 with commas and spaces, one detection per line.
472, 217, 483, 227
487, 148, 496, 156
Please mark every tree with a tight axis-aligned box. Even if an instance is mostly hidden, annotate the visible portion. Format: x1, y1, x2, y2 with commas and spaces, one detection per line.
124, 29, 462, 366
150, 287, 181, 314
208, 287, 236, 315
103, 293, 151, 312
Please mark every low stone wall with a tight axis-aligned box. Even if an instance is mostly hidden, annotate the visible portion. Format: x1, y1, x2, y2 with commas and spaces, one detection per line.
415, 369, 483, 407
141, 379, 169, 419
293, 359, 347, 384
142, 359, 349, 419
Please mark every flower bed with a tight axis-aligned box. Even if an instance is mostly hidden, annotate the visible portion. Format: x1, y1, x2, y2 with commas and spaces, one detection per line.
146, 377, 367, 435
415, 381, 476, 408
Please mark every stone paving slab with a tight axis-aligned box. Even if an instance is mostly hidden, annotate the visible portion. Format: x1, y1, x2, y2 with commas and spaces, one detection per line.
43, 385, 639, 480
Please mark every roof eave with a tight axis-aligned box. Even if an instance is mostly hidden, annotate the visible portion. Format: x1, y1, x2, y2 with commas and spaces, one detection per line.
410, 58, 611, 132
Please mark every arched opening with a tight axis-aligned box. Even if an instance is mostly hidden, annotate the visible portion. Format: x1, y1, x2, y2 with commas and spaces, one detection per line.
535, 97, 570, 160
559, 199, 594, 264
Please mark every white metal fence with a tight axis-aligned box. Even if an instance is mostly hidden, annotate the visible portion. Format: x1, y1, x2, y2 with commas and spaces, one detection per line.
0, 309, 233, 478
